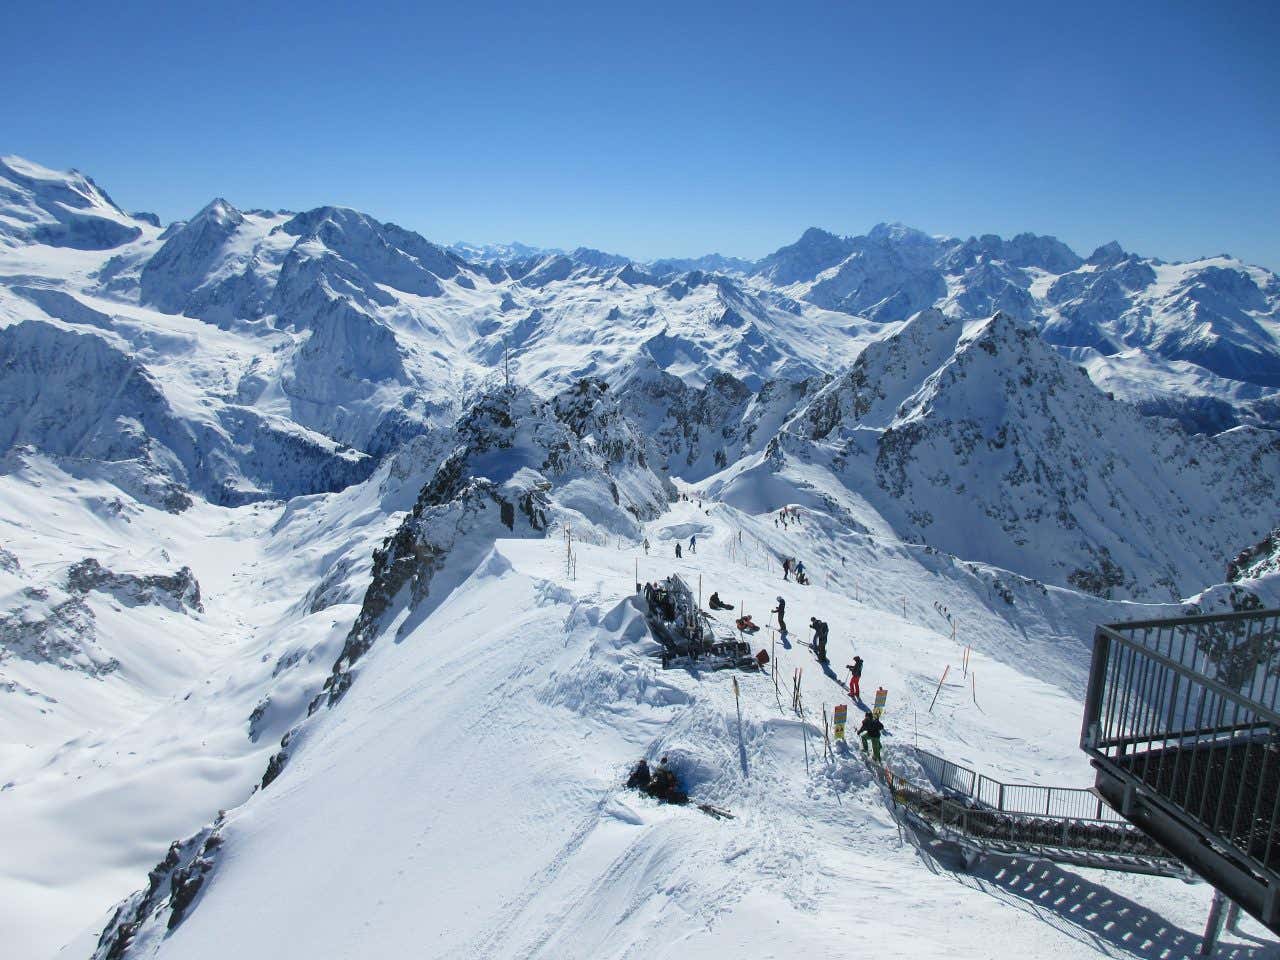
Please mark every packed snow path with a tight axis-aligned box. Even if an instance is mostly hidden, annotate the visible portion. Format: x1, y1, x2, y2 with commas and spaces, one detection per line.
95, 496, 1278, 959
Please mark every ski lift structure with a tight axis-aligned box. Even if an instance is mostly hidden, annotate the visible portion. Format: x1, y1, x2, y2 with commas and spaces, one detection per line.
643, 573, 755, 671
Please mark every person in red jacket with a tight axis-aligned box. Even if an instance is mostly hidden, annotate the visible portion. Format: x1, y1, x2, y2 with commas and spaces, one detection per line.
847, 656, 864, 699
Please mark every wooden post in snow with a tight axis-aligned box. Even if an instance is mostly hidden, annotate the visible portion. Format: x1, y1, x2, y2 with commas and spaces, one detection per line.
929, 665, 950, 713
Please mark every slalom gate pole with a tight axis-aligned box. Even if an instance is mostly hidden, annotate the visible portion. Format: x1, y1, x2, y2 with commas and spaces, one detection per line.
928, 665, 950, 714
971, 671, 978, 708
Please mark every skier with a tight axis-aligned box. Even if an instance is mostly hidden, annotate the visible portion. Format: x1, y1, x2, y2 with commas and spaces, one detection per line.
795, 560, 806, 581
858, 710, 885, 762
809, 618, 829, 662
847, 656, 864, 699
689, 534, 697, 554
709, 591, 733, 611
782, 557, 792, 581
771, 596, 787, 633
675, 542, 683, 559
643, 537, 650, 555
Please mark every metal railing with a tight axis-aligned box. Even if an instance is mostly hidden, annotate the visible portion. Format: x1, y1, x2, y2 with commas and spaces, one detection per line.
916, 748, 1126, 823
881, 751, 1179, 873
1082, 607, 1280, 930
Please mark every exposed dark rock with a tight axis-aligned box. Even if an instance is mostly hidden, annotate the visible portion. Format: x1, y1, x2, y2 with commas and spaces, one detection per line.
66, 558, 203, 611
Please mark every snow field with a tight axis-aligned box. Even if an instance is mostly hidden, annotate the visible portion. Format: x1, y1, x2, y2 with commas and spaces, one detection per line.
115, 497, 1267, 959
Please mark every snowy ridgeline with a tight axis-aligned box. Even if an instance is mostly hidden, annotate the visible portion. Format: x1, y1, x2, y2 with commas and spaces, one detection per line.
0, 155, 1279, 958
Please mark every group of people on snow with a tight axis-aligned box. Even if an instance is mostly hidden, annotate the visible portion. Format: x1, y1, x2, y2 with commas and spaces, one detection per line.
780, 556, 808, 584
637, 510, 889, 766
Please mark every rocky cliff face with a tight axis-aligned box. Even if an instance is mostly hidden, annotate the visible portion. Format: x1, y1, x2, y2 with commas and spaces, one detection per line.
772, 311, 1280, 600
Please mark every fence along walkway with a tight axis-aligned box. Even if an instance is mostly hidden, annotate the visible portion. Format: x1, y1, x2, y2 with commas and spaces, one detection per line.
875, 748, 1188, 877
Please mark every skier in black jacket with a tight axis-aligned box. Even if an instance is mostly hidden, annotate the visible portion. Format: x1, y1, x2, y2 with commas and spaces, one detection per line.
771, 596, 786, 633
809, 617, 829, 662
858, 711, 885, 762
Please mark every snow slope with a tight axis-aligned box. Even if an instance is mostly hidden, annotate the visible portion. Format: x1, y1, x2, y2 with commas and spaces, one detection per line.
82, 498, 1276, 959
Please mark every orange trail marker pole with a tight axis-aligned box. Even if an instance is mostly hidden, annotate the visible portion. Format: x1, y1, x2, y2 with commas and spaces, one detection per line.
928, 665, 951, 714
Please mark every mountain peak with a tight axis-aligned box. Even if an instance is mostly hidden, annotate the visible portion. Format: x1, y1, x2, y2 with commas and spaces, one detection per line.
0, 154, 141, 249
1087, 241, 1127, 266
867, 222, 934, 245
798, 226, 841, 243
192, 197, 244, 228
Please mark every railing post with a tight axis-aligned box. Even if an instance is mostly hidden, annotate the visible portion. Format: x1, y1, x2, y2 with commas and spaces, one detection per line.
1082, 627, 1111, 750
1199, 890, 1227, 956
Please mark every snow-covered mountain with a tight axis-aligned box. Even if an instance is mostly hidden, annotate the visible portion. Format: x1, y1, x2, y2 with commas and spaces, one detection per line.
747, 223, 1280, 431
0, 156, 144, 251
727, 309, 1280, 601
1, 156, 1278, 959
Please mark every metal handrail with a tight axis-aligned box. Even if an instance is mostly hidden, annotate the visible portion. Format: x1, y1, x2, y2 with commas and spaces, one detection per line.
915, 747, 1127, 823
1095, 622, 1280, 729
882, 760, 1174, 865
1082, 608, 1280, 905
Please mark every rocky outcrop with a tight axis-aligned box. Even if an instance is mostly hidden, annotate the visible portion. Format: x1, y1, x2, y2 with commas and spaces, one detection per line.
1227, 528, 1280, 583
65, 558, 203, 612
91, 817, 225, 960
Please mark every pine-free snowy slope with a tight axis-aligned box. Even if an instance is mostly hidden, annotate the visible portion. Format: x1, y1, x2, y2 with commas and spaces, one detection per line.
89, 500, 1275, 959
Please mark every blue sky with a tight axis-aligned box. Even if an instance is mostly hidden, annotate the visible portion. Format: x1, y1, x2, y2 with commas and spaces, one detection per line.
4, 1, 1278, 267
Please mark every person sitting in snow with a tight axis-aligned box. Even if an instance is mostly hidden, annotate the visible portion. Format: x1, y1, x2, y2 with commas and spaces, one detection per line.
626, 759, 652, 790
647, 756, 688, 804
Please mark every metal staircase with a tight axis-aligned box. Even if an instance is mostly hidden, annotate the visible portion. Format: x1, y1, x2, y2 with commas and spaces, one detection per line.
875, 748, 1189, 878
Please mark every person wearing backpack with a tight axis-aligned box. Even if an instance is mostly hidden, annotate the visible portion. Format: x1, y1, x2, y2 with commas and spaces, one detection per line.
847, 656, 864, 699
858, 710, 885, 762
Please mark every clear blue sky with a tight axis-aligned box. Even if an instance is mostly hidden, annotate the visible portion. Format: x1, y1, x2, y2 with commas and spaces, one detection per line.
4, 0, 1278, 267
